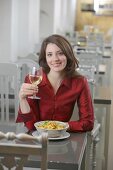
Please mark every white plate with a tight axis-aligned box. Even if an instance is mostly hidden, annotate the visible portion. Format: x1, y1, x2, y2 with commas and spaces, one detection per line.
32, 131, 70, 140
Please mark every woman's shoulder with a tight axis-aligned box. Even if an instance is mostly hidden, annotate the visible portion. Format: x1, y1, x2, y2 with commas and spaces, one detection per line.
70, 70, 86, 80
71, 74, 88, 88
72, 74, 87, 82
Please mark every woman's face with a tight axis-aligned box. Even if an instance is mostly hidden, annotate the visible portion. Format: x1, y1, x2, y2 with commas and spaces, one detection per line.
46, 43, 67, 72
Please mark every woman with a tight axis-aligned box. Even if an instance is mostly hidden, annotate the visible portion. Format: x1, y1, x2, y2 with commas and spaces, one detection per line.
16, 34, 94, 132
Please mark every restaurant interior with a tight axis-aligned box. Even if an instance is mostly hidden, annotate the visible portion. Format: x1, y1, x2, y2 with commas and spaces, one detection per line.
0, 0, 113, 170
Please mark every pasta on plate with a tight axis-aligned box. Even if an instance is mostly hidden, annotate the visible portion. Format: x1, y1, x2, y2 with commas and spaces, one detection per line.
34, 121, 69, 138
36, 121, 65, 130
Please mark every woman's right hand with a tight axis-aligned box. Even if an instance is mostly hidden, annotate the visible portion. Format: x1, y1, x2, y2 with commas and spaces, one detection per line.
19, 83, 39, 100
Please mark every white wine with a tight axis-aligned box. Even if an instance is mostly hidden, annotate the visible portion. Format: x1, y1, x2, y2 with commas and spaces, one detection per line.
28, 67, 43, 99
29, 75, 42, 85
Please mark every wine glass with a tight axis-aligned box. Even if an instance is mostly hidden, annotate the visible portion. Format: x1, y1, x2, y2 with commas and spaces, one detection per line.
28, 66, 42, 99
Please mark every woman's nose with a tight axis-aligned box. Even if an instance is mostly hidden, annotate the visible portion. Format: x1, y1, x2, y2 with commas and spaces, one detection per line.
53, 54, 59, 60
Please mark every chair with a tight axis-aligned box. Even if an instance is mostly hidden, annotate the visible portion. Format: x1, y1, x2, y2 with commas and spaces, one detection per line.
18, 53, 39, 63
86, 121, 101, 170
75, 51, 99, 73
0, 131, 48, 170
77, 65, 96, 99
16, 58, 39, 84
74, 66, 101, 170
0, 63, 19, 125
75, 48, 106, 86
87, 32, 104, 54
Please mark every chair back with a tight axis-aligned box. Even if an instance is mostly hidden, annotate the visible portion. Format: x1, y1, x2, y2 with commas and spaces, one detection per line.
16, 58, 39, 84
0, 131, 48, 170
0, 63, 19, 124
87, 32, 104, 53
77, 65, 96, 99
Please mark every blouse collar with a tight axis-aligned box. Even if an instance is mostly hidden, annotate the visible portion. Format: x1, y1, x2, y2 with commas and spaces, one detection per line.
39, 70, 72, 89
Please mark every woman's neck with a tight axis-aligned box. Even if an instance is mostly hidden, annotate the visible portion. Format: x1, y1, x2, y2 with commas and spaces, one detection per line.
48, 71, 64, 80
47, 71, 65, 94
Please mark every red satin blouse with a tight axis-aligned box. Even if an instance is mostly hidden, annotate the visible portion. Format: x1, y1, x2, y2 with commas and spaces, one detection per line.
16, 71, 94, 132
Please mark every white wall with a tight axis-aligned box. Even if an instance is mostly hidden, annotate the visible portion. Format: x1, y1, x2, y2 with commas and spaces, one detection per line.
39, 0, 77, 38
0, 0, 77, 62
0, 0, 12, 62
11, 0, 40, 61
54, 0, 77, 35
39, 0, 54, 40
67, 0, 77, 31
11, 0, 19, 62
0, 0, 40, 62
53, 0, 62, 33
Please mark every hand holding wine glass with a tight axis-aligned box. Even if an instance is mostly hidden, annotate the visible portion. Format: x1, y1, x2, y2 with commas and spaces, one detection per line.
29, 67, 42, 99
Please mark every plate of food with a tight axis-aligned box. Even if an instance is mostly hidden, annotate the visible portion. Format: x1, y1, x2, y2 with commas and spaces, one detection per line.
32, 130, 70, 140
33, 120, 70, 140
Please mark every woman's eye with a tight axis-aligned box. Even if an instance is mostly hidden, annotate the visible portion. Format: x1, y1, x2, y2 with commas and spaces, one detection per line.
58, 52, 63, 55
47, 53, 52, 57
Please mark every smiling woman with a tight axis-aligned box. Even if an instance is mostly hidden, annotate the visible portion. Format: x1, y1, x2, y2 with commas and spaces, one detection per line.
16, 34, 94, 133
46, 44, 67, 72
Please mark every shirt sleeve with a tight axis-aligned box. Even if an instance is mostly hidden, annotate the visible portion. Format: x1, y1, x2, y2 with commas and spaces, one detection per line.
68, 78, 94, 132
16, 75, 40, 130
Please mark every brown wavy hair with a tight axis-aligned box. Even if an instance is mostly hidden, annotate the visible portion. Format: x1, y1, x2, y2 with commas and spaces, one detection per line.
39, 34, 79, 77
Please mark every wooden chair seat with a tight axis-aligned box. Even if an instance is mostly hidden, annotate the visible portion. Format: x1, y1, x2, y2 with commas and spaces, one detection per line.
0, 131, 48, 170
